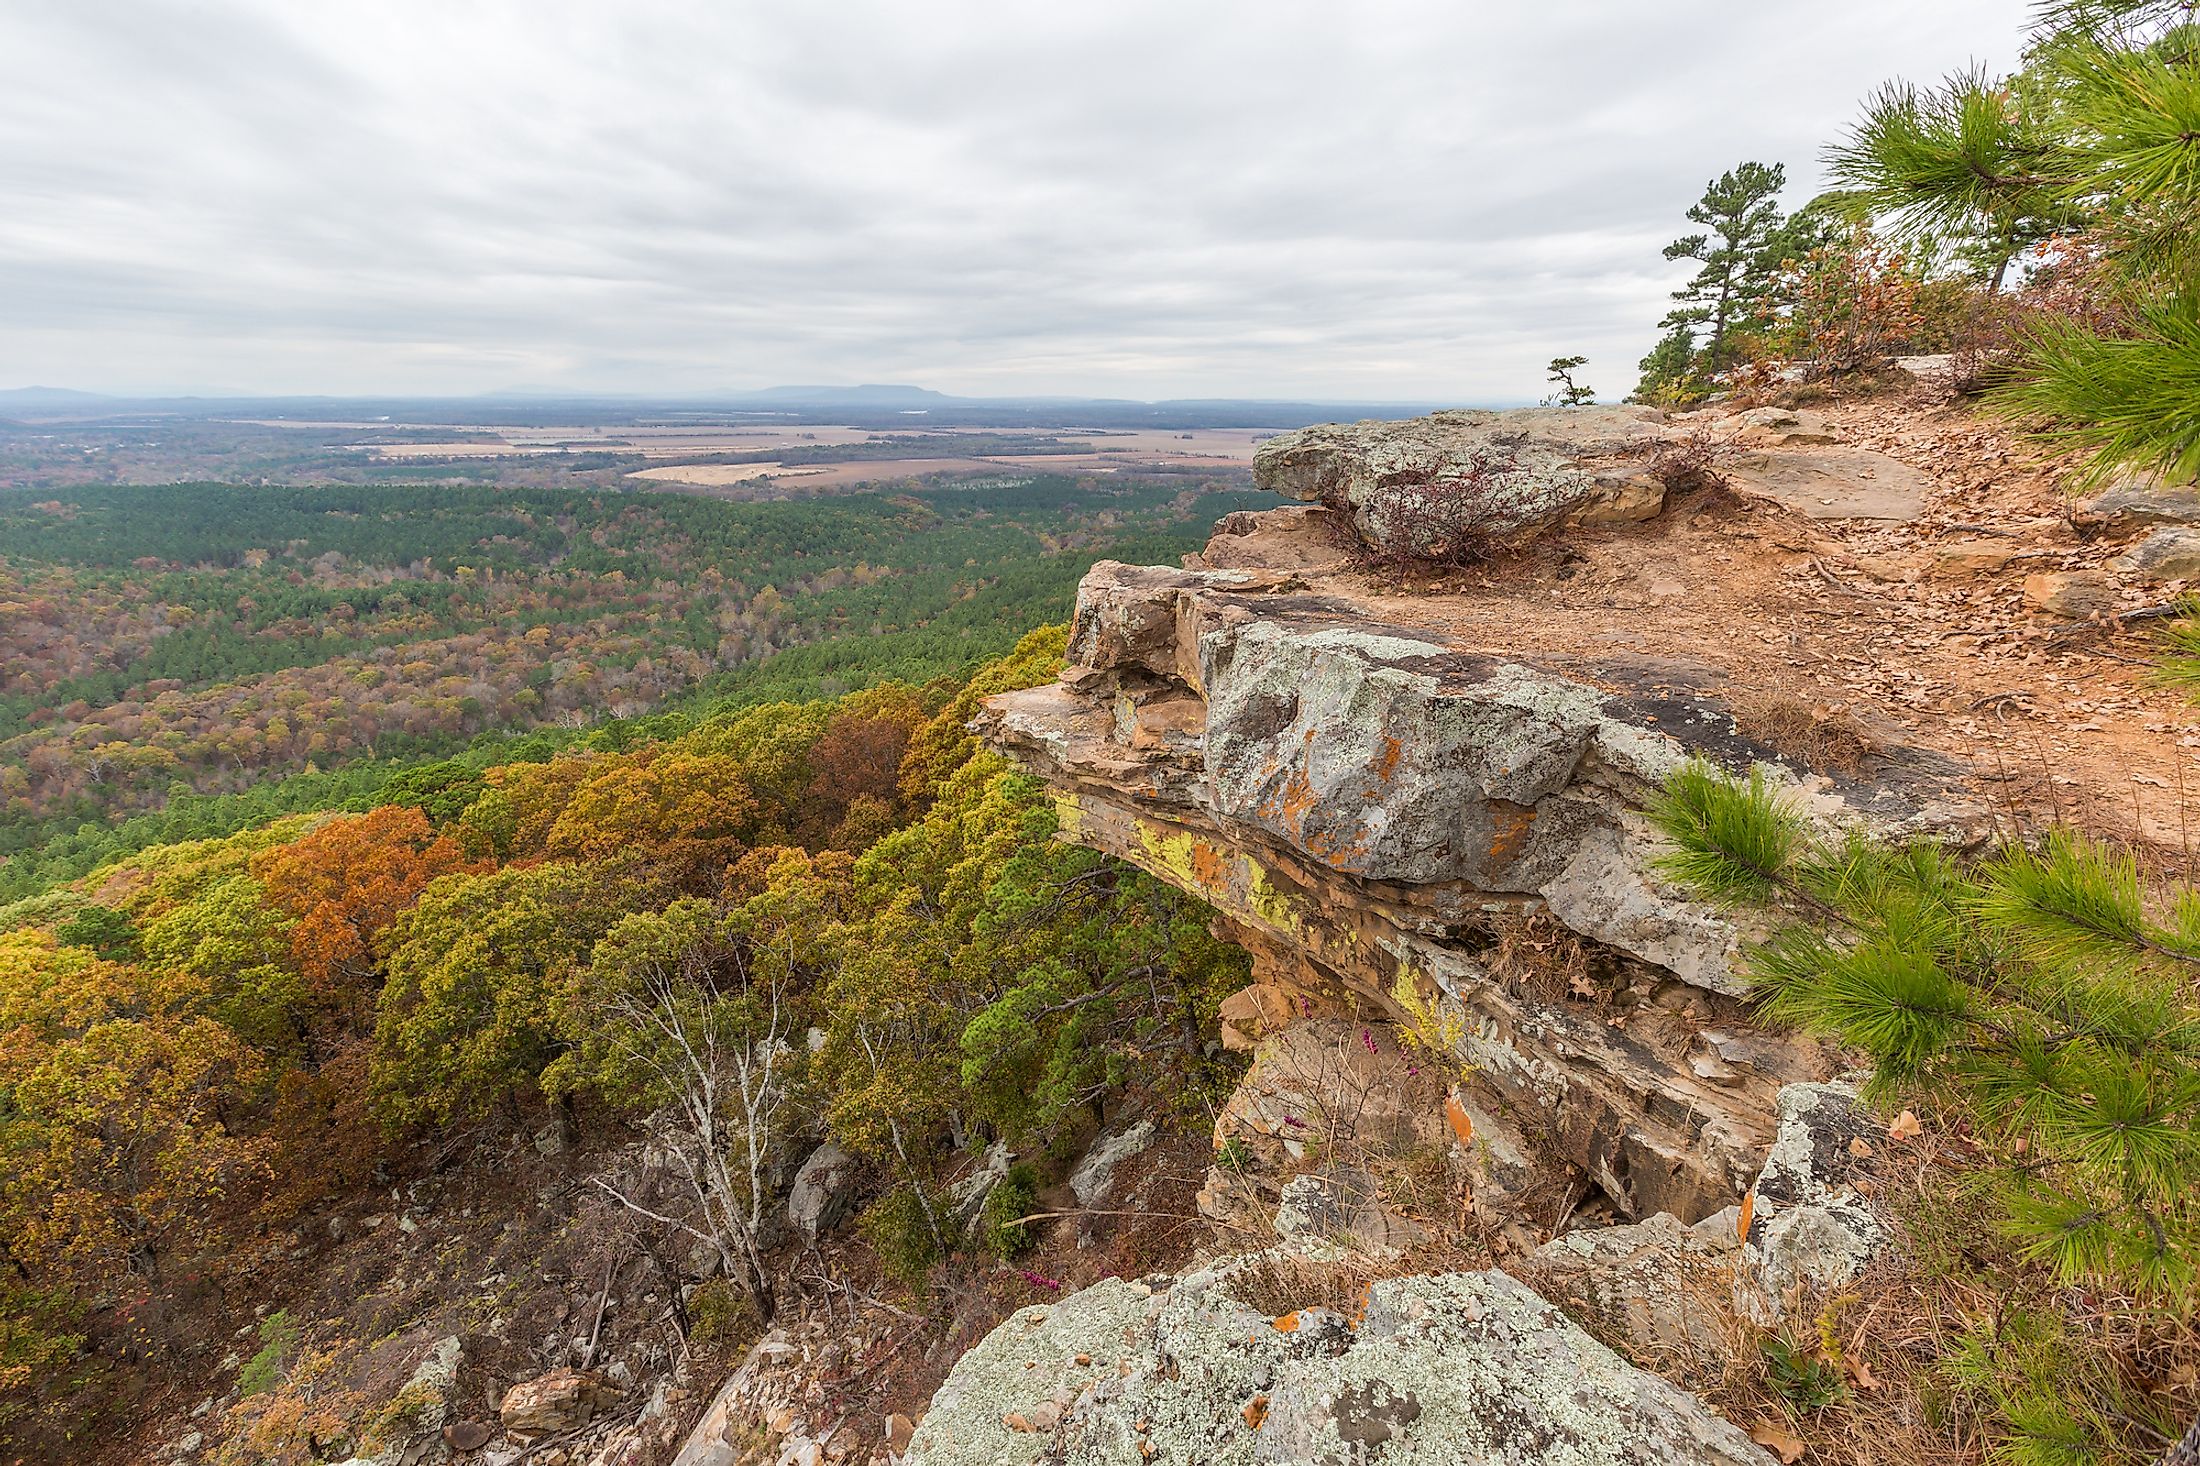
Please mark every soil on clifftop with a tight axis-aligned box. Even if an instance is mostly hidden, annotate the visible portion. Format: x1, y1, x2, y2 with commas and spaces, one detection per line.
1210, 385, 2195, 860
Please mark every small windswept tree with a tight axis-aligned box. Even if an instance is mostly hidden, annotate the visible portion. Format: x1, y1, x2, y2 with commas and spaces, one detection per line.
1543, 356, 1595, 406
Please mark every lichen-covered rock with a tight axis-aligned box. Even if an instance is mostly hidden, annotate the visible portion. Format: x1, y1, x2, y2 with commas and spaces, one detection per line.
904, 1259, 1764, 1466
1201, 622, 1606, 887
1739, 1082, 1889, 1319
786, 1140, 862, 1244
1252, 407, 1674, 558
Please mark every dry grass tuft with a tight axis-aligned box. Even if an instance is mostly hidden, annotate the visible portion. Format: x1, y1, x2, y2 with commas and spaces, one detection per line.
1485, 910, 1594, 1004
1728, 690, 1876, 777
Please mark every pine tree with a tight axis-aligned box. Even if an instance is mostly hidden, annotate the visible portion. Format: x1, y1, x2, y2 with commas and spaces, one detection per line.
1645, 760, 2200, 1300
1824, 66, 2073, 291
1659, 162, 1793, 370
1828, 3, 2200, 484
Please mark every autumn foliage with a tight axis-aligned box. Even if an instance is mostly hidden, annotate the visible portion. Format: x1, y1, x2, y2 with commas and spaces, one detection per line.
0, 623, 1251, 1441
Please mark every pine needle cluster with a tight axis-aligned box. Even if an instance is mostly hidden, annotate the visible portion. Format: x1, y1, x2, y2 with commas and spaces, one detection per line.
1826, 2, 2200, 484
1646, 761, 2200, 1299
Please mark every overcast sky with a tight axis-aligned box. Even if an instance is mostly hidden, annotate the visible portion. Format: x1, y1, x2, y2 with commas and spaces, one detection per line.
0, 2, 2032, 403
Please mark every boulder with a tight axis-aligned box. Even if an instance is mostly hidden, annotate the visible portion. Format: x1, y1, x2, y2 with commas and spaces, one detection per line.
1211, 1019, 1441, 1172
1197, 506, 1353, 572
1738, 1082, 1889, 1320
903, 1259, 1765, 1465
2023, 569, 2118, 618
2112, 527, 2200, 583
1067, 1120, 1157, 1207
1528, 1210, 1740, 1356
1252, 407, 1674, 558
499, 1367, 608, 1435
786, 1141, 862, 1244
2081, 477, 2200, 532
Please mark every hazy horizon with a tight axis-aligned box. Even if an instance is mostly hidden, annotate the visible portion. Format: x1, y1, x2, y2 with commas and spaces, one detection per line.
4, 2, 2030, 402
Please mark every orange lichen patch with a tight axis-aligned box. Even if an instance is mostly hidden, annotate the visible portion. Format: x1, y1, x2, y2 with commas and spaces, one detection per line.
1484, 800, 1537, 868
1242, 1395, 1270, 1431
1272, 1311, 1302, 1334
1186, 838, 1230, 895
1374, 734, 1403, 782
1444, 1091, 1476, 1146
1737, 1189, 1756, 1241
1350, 1284, 1373, 1328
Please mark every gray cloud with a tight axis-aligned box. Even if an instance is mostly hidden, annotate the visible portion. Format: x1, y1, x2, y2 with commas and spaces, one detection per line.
0, 0, 2031, 401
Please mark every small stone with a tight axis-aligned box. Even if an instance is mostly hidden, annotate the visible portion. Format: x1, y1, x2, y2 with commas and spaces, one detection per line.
2022, 569, 2117, 618
499, 1368, 600, 1435
444, 1420, 494, 1452
884, 1413, 916, 1451
1931, 542, 2016, 578
1027, 1401, 1062, 1431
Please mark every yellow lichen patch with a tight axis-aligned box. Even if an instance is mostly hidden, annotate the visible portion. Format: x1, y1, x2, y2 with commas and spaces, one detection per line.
1053, 793, 1086, 837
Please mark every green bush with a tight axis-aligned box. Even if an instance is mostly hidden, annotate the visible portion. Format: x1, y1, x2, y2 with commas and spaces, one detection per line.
686, 1278, 756, 1351
980, 1163, 1042, 1261
861, 1187, 949, 1292
237, 1310, 299, 1398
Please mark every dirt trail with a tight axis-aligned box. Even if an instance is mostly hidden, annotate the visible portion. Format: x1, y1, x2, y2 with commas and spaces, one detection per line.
1265, 393, 2198, 859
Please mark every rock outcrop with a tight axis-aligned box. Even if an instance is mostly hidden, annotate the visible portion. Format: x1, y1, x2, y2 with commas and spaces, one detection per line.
976, 408, 1985, 1235
948, 407, 1993, 1455
1250, 406, 1676, 556
903, 1255, 1767, 1465
979, 551, 1857, 1225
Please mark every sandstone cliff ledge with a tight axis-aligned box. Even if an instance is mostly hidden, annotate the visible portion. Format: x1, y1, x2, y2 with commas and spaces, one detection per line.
976, 403, 2037, 1230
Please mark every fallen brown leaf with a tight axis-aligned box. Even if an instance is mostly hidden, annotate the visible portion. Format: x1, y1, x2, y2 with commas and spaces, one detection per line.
1750, 1420, 1807, 1463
